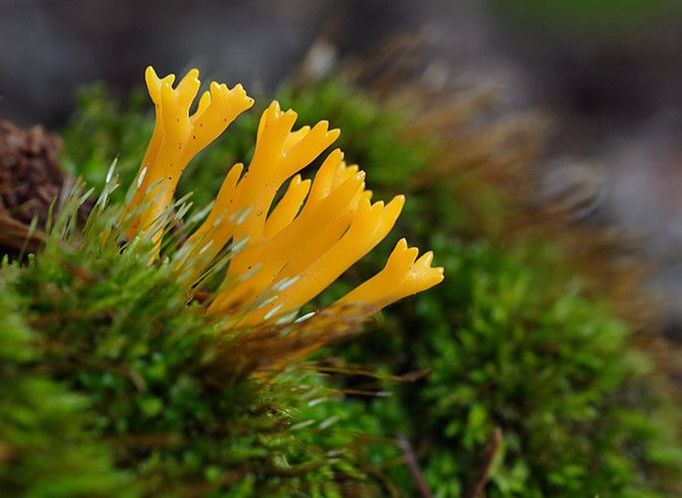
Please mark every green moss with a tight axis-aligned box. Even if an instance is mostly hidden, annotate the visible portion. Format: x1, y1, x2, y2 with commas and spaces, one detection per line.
60, 84, 153, 195
0, 188, 381, 497
0, 266, 136, 498
362, 239, 682, 497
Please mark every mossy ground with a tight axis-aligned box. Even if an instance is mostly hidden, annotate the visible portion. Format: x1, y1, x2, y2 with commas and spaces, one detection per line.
1, 186, 391, 497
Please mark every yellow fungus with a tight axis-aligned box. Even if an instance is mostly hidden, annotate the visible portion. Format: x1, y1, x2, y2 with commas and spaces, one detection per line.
125, 67, 444, 325
337, 238, 445, 309
125, 66, 254, 243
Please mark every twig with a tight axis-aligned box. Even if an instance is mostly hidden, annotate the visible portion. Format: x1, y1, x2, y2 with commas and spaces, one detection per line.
397, 433, 433, 498
0, 211, 44, 252
464, 427, 503, 498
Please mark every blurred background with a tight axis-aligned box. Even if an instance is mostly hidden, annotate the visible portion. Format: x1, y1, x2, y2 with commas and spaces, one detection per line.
2, 0, 682, 328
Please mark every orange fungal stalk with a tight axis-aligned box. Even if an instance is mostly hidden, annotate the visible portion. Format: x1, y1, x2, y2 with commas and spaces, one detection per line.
125, 66, 444, 325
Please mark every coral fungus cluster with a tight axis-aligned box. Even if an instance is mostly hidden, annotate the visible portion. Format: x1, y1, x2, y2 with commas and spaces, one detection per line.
125, 67, 443, 324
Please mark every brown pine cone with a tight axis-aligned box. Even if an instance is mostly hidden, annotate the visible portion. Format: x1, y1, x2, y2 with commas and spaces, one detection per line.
0, 120, 64, 253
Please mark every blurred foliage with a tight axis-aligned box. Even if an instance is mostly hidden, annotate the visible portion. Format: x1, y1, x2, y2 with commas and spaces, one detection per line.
276, 80, 435, 190
51, 73, 682, 497
0, 277, 136, 498
60, 85, 153, 196
490, 0, 678, 35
